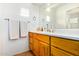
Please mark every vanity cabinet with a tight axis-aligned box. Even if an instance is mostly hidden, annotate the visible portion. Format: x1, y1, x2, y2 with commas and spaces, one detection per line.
29, 32, 39, 56
29, 32, 79, 56
29, 32, 50, 56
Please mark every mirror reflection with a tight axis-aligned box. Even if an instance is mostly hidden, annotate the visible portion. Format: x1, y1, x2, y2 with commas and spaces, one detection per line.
36, 3, 79, 29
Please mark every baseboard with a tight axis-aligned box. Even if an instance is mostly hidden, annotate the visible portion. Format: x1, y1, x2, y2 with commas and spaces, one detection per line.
14, 48, 30, 56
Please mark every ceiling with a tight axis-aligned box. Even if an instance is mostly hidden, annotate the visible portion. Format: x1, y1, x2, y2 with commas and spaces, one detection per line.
32, 3, 65, 9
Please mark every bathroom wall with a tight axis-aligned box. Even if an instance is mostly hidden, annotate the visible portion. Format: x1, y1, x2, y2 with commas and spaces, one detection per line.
29, 4, 40, 31
0, 3, 33, 56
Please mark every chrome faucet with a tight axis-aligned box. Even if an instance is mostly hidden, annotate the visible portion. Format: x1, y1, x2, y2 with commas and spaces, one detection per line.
46, 24, 49, 32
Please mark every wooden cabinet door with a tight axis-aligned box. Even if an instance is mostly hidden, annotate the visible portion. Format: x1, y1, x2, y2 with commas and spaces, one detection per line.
33, 39, 39, 56
51, 37, 79, 55
29, 32, 33, 51
39, 42, 50, 56
51, 46, 73, 56
29, 38, 33, 51
44, 44, 50, 56
30, 43, 33, 51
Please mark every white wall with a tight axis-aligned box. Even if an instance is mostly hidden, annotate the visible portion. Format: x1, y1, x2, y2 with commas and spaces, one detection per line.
29, 4, 42, 31
0, 3, 33, 56
55, 3, 79, 29
0, 20, 8, 56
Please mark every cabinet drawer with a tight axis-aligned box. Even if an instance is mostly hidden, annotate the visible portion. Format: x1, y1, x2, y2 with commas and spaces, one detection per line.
51, 36, 79, 55
36, 34, 49, 44
51, 46, 73, 56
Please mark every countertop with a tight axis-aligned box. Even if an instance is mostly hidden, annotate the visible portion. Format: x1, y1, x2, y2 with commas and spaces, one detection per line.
30, 30, 79, 41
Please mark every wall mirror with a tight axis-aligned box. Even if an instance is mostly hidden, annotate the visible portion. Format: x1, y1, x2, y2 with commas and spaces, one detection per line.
67, 7, 79, 29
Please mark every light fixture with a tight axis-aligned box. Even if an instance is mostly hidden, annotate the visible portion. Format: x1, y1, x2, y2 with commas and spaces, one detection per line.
47, 3, 50, 6
46, 4, 59, 12
46, 16, 50, 22
46, 8, 51, 12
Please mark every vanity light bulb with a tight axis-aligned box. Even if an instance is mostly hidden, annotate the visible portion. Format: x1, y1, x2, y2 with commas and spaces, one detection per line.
47, 3, 50, 6
46, 8, 51, 12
